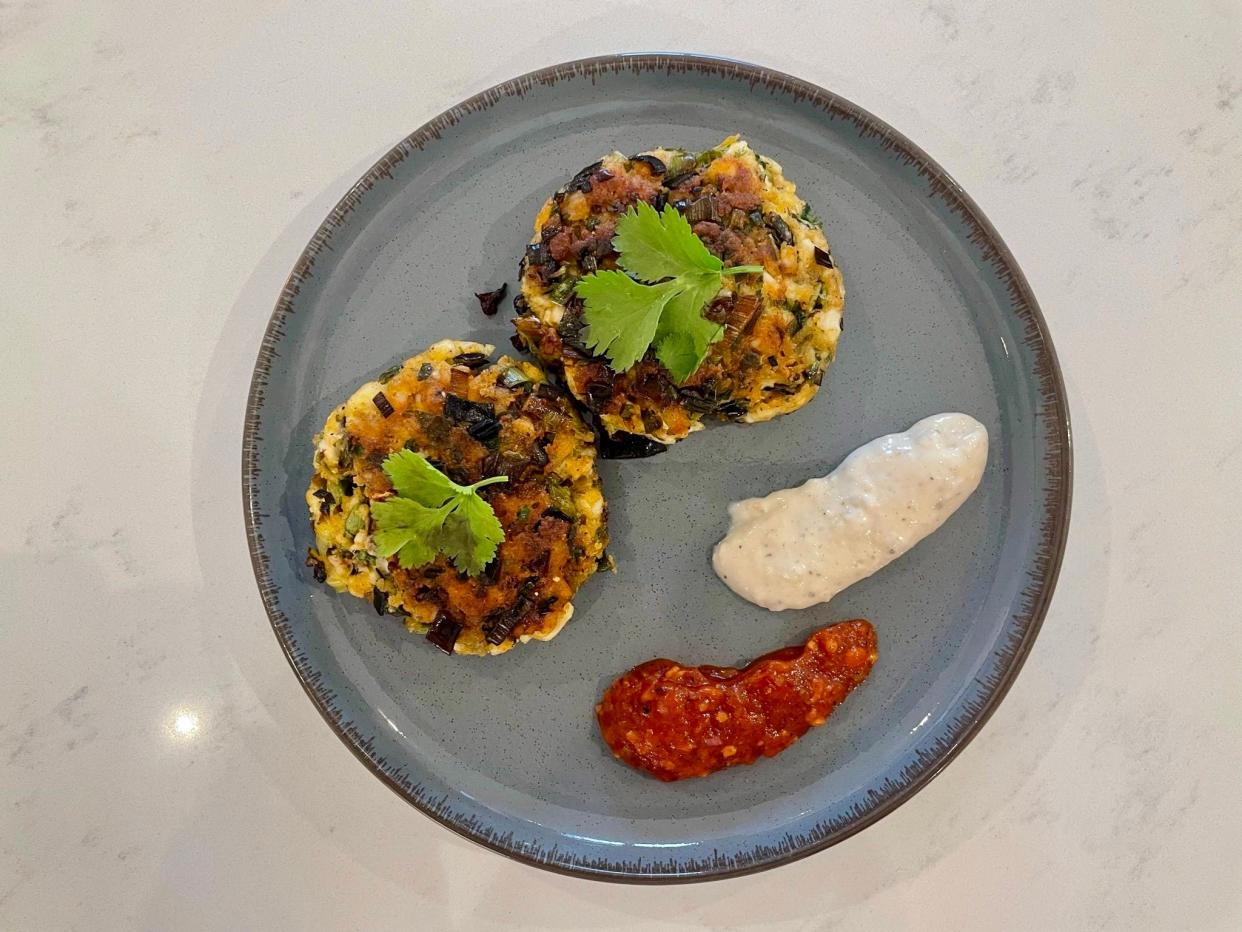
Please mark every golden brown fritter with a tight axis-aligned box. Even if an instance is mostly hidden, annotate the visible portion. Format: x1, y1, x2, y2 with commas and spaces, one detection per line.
514, 136, 844, 447
306, 340, 608, 656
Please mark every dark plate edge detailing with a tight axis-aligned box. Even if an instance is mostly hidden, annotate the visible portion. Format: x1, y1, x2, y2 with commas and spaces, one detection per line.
241, 52, 1072, 883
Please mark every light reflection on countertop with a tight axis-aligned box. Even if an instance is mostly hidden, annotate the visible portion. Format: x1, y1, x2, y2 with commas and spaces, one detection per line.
169, 710, 201, 740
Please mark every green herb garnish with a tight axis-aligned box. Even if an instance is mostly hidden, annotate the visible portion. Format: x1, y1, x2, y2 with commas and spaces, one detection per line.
574, 202, 762, 383
371, 450, 506, 576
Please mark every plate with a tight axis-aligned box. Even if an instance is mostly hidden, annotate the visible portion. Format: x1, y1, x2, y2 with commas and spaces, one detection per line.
243, 53, 1070, 882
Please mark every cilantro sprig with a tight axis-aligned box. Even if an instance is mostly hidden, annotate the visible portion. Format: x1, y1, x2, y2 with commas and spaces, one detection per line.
575, 202, 762, 383
371, 449, 506, 576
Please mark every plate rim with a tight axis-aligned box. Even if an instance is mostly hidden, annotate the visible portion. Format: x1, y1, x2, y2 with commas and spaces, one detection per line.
241, 51, 1072, 883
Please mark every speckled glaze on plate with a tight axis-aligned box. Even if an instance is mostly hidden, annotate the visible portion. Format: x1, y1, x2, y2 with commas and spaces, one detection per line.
243, 53, 1070, 883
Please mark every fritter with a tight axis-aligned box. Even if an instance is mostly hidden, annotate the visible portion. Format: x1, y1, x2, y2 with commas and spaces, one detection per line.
306, 340, 608, 656
514, 135, 845, 446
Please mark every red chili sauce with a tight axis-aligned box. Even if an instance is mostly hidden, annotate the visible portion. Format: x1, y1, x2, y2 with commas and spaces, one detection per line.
596, 620, 877, 781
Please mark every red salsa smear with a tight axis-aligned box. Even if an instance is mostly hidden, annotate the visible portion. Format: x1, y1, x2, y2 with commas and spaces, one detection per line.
596, 620, 878, 781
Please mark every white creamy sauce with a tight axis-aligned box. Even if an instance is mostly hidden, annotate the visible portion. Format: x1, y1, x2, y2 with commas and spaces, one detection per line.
712, 413, 989, 611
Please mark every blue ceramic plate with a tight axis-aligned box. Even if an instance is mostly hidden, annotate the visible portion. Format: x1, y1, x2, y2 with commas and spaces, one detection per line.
243, 54, 1070, 882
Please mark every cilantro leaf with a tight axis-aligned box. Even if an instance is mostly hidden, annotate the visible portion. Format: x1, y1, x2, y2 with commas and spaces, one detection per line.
575, 203, 763, 383
372, 498, 452, 568
371, 451, 508, 576
382, 448, 458, 507
613, 202, 722, 282
440, 495, 506, 576
578, 271, 678, 374
654, 283, 726, 382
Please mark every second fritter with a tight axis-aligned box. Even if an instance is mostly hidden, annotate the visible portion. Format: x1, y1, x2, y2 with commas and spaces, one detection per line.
514, 135, 845, 446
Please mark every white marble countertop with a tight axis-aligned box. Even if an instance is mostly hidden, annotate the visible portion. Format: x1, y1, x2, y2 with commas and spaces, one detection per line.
4, 1, 1241, 929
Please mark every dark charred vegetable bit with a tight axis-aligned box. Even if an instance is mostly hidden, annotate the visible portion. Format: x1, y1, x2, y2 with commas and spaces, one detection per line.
513, 293, 529, 313
417, 362, 434, 380
671, 198, 689, 213
579, 254, 598, 274
339, 475, 355, 496
766, 213, 793, 247
480, 557, 502, 586
487, 447, 536, 480
540, 218, 562, 243
813, 246, 835, 269
509, 333, 526, 353
305, 550, 327, 583
565, 160, 603, 194
372, 391, 395, 418
663, 170, 697, 189
703, 296, 732, 324
312, 488, 335, 516
452, 351, 492, 371
629, 153, 666, 175
466, 416, 502, 443
597, 429, 667, 459
524, 241, 560, 285
483, 594, 531, 646
474, 283, 508, 316
726, 294, 761, 345
377, 364, 403, 383
582, 376, 614, 409
449, 365, 471, 396
536, 260, 560, 285
521, 391, 555, 422
371, 587, 388, 616
677, 387, 714, 414
443, 393, 496, 429
425, 614, 462, 655
651, 190, 667, 212
556, 311, 590, 357
684, 196, 715, 224
595, 167, 615, 182
498, 366, 531, 389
